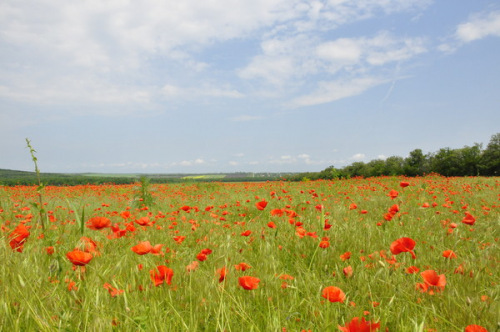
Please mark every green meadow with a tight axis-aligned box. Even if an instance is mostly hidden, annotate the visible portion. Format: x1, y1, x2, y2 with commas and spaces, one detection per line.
0, 176, 498, 331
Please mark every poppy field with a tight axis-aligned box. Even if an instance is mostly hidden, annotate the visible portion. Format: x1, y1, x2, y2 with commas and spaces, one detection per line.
1, 176, 498, 331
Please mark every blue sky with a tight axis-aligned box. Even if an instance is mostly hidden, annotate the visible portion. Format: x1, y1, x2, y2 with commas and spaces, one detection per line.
1, 0, 499, 174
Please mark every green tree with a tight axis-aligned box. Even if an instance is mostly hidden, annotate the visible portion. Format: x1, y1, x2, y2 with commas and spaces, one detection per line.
317, 166, 340, 179
404, 149, 428, 176
480, 133, 500, 176
343, 161, 368, 177
365, 159, 385, 177
384, 156, 404, 175
430, 148, 461, 176
457, 144, 482, 175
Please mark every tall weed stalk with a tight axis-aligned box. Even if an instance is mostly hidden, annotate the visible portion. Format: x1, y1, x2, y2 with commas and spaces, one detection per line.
25, 138, 46, 230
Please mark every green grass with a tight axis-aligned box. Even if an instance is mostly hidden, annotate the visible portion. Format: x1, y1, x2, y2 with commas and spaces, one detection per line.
0, 176, 498, 331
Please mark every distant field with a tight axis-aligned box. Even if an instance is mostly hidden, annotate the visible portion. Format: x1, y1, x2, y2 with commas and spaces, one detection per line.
182, 174, 226, 180
0, 169, 289, 185
78, 173, 140, 178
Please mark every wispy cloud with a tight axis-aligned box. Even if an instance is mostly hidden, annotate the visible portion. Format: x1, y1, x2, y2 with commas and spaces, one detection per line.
439, 10, 500, 53
290, 77, 388, 107
456, 11, 500, 43
241, 30, 426, 106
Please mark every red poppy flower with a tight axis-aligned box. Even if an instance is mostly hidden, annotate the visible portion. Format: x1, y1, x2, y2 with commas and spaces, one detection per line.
388, 190, 399, 200
388, 204, 399, 214
196, 253, 208, 261
321, 286, 346, 303
349, 203, 358, 210
442, 250, 457, 259
67, 280, 77, 291
406, 266, 420, 274
417, 270, 446, 294
238, 276, 260, 290
108, 225, 127, 239
186, 261, 199, 272
86, 216, 111, 230
66, 249, 93, 266
200, 248, 213, 255
267, 221, 277, 228
234, 262, 252, 271
217, 267, 227, 283
279, 274, 294, 280
255, 200, 268, 210
340, 252, 352, 261
462, 212, 476, 225
270, 209, 284, 216
390, 237, 416, 259
150, 265, 174, 286
241, 230, 252, 236
173, 236, 186, 244
343, 266, 353, 278
135, 217, 152, 226
120, 210, 131, 219
9, 223, 31, 252
319, 239, 330, 249
45, 246, 55, 255
399, 181, 410, 188
131, 241, 153, 255
465, 325, 488, 332
103, 283, 124, 297
151, 244, 164, 255
338, 316, 381, 331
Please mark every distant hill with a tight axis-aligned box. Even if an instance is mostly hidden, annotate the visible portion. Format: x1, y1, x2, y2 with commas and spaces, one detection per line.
0, 168, 294, 186
0, 168, 36, 177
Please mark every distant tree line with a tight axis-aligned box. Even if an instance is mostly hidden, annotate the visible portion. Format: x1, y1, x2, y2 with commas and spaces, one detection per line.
0, 173, 138, 186
288, 133, 500, 181
0, 170, 288, 186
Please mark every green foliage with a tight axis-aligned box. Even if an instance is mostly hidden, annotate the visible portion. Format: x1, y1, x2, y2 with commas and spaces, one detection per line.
289, 132, 499, 181
403, 149, 429, 176
480, 133, 500, 175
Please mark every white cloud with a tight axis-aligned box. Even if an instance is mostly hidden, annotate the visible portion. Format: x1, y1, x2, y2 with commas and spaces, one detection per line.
350, 153, 366, 161
456, 11, 500, 43
440, 11, 500, 53
240, 31, 426, 104
316, 38, 363, 63
0, 0, 433, 113
238, 55, 296, 85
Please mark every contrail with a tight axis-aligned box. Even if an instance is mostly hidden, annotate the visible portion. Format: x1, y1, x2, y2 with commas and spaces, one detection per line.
381, 62, 401, 103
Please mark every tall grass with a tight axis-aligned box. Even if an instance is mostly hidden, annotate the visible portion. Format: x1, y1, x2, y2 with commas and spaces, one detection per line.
0, 176, 498, 331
